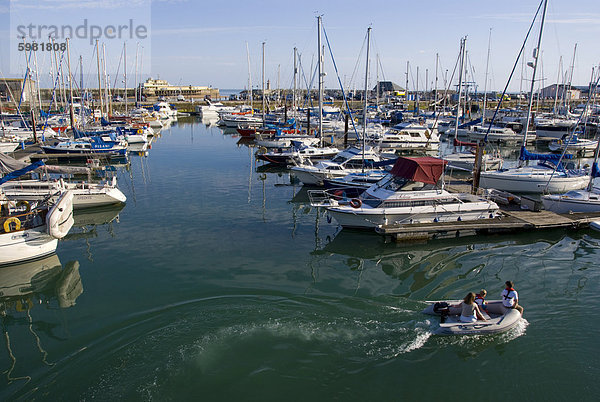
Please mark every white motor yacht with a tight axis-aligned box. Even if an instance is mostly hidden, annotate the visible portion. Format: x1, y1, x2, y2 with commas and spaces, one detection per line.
310, 156, 499, 229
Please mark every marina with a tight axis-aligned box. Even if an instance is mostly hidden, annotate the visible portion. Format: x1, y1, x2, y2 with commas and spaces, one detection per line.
2, 0, 600, 399
1, 116, 599, 400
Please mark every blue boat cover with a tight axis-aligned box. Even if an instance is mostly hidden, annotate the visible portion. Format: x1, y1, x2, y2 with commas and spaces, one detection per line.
519, 146, 573, 162
0, 160, 45, 185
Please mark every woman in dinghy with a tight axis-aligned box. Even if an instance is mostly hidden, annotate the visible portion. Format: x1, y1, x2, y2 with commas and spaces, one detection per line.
454, 292, 487, 323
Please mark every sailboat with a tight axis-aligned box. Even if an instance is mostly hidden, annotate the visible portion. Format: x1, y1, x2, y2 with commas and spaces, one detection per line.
290, 19, 387, 185
442, 37, 502, 172
478, 0, 590, 194
541, 80, 600, 212
1, 189, 74, 265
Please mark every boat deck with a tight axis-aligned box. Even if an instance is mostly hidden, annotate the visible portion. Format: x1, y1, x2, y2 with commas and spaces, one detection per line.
376, 209, 600, 242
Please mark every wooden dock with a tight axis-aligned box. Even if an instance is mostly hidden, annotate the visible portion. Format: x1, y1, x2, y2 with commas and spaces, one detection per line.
375, 209, 600, 242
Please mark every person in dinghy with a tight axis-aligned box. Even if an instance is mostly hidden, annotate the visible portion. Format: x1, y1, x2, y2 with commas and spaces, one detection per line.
501, 281, 524, 315
453, 292, 487, 323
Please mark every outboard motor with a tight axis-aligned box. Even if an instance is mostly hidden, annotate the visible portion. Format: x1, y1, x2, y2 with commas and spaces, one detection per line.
433, 302, 450, 323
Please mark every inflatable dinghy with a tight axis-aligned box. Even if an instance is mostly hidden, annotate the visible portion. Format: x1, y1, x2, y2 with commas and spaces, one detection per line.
423, 300, 522, 335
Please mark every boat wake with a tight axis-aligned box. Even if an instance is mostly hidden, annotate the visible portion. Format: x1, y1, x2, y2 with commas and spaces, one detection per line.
80, 296, 531, 399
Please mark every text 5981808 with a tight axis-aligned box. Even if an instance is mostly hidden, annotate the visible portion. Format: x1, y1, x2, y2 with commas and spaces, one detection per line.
18, 42, 67, 52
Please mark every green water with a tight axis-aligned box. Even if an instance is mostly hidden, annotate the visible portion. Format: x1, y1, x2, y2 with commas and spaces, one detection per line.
1, 118, 599, 400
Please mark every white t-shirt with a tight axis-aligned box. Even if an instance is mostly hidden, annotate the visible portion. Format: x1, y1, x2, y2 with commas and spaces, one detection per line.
502, 289, 518, 308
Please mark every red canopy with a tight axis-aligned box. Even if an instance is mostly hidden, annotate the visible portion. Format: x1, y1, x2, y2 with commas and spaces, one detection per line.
389, 156, 447, 185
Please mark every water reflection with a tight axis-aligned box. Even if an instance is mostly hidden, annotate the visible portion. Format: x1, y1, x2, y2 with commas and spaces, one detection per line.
0, 255, 82, 384
314, 228, 571, 296
64, 205, 124, 261
200, 115, 220, 128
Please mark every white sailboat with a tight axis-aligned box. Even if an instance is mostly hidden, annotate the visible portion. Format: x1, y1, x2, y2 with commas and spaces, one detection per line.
542, 81, 600, 212
2, 176, 126, 209
479, 0, 590, 194
0, 190, 74, 265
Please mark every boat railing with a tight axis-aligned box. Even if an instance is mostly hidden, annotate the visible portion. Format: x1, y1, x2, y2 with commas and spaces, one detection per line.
0, 207, 47, 234
307, 189, 349, 207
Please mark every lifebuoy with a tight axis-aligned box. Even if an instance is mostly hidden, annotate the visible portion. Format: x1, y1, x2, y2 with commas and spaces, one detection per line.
16, 200, 30, 213
350, 198, 362, 208
3, 217, 21, 232
137, 128, 144, 134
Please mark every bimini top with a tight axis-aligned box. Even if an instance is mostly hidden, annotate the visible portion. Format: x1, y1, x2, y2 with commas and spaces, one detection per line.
389, 156, 447, 185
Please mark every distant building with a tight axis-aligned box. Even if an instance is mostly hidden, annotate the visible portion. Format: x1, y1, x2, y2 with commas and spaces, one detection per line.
373, 81, 404, 96
539, 84, 581, 100
0, 77, 35, 103
141, 78, 219, 100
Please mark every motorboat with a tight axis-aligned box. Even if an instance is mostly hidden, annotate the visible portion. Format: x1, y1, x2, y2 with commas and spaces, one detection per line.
256, 144, 339, 165
196, 100, 239, 117
458, 124, 522, 142
535, 116, 578, 139
422, 300, 522, 335
153, 102, 178, 118
2, 176, 126, 209
218, 112, 262, 129
322, 170, 389, 198
0, 190, 74, 265
368, 121, 440, 151
541, 187, 600, 213
41, 136, 128, 156
442, 138, 503, 172
548, 134, 597, 155
309, 156, 500, 229
290, 146, 390, 186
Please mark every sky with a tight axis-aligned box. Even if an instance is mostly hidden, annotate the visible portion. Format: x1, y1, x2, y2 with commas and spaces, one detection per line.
2, 0, 600, 93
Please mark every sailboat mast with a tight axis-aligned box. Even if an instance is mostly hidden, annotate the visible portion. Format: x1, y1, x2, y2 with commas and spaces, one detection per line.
96, 40, 104, 117
454, 37, 466, 142
124, 43, 128, 114
66, 38, 75, 130
522, 0, 548, 153
134, 44, 139, 106
567, 43, 577, 113
262, 41, 266, 124
375, 53, 379, 110
553, 56, 562, 113
246, 42, 252, 111
405, 61, 409, 107
415, 66, 419, 116
317, 15, 323, 144
434, 53, 439, 117
482, 28, 492, 124
102, 43, 112, 117
362, 27, 371, 172
32, 51, 41, 117
293, 47, 297, 121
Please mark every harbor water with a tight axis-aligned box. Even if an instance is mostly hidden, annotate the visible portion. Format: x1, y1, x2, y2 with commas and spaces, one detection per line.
1, 117, 599, 400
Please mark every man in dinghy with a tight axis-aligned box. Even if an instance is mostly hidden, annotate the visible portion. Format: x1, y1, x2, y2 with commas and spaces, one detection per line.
502, 281, 524, 315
